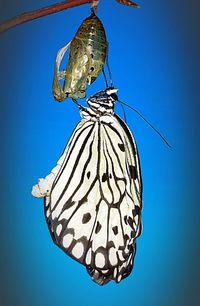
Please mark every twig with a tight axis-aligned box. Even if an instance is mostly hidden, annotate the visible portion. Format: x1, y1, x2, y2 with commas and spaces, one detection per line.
0, 0, 139, 33
0, 0, 93, 33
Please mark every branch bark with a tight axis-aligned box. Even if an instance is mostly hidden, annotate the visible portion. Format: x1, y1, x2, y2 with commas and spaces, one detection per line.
0, 0, 139, 33
0, 0, 93, 33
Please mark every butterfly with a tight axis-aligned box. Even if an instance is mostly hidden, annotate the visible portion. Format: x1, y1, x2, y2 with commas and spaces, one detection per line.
52, 12, 108, 102
32, 87, 142, 285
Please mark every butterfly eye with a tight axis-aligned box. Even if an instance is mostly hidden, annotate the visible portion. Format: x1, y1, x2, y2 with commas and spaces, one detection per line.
110, 93, 118, 101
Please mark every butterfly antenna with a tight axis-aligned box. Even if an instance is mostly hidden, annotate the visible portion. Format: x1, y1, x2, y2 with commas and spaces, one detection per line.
102, 68, 109, 88
102, 53, 113, 89
72, 98, 85, 111
118, 98, 171, 148
106, 55, 113, 87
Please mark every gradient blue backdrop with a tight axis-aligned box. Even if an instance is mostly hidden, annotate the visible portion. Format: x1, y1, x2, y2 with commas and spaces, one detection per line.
1, 1, 199, 305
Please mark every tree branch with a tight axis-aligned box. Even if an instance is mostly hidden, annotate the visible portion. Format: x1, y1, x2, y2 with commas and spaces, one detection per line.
0, 0, 94, 33
0, 0, 139, 33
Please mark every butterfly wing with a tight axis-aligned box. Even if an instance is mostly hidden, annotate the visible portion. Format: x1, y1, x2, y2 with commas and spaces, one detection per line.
44, 111, 142, 285
85, 114, 142, 284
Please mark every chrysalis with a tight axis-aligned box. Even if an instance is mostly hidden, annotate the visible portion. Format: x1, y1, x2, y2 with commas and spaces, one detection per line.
32, 88, 142, 285
52, 13, 108, 101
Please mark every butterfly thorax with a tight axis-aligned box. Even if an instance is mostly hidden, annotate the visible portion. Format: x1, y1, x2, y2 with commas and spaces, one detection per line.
86, 87, 118, 115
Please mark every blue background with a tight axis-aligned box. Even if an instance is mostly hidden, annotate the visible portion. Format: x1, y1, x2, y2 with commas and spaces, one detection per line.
1, 0, 200, 305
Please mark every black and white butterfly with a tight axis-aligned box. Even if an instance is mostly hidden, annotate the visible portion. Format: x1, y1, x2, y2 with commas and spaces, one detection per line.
32, 87, 142, 285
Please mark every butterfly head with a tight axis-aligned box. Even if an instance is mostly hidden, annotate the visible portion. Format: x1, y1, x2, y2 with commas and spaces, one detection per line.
87, 87, 118, 114
106, 87, 118, 101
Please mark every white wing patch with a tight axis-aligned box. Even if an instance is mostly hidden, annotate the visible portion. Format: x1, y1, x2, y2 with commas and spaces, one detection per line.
32, 103, 142, 285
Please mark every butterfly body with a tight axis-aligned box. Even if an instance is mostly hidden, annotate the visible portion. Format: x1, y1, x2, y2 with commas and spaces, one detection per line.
52, 13, 108, 101
33, 88, 142, 285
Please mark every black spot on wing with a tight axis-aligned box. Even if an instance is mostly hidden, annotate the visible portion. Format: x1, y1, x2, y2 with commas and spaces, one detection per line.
95, 221, 102, 234
124, 234, 130, 243
82, 213, 91, 224
107, 241, 115, 249
133, 205, 141, 217
96, 202, 100, 212
118, 143, 125, 152
87, 171, 91, 179
112, 226, 118, 235
131, 228, 136, 238
129, 165, 137, 180
102, 173, 109, 182
124, 216, 128, 225
79, 196, 88, 205
127, 217, 133, 227
61, 200, 75, 212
